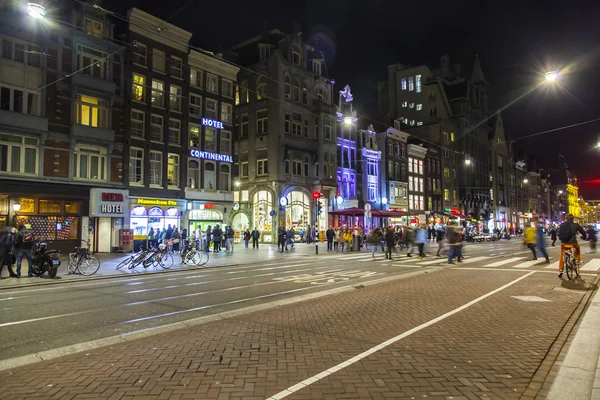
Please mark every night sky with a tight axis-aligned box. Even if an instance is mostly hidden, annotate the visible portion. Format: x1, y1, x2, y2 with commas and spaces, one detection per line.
107, 0, 600, 197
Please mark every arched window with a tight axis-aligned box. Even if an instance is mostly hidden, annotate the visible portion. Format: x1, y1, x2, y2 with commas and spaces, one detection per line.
293, 79, 300, 102
253, 191, 273, 233
284, 75, 291, 99
219, 164, 230, 191
291, 45, 303, 66
256, 77, 267, 100
316, 86, 326, 101
188, 159, 200, 189
204, 161, 215, 190
240, 80, 249, 104
302, 81, 310, 105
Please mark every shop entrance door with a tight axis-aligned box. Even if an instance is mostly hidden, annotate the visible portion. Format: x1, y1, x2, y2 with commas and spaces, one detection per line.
97, 217, 112, 253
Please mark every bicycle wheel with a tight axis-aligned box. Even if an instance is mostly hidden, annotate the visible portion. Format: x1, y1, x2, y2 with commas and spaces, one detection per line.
185, 251, 202, 266
158, 252, 174, 269
565, 253, 575, 280
79, 256, 100, 276
67, 256, 78, 274
116, 257, 132, 270
198, 250, 209, 266
131, 252, 148, 269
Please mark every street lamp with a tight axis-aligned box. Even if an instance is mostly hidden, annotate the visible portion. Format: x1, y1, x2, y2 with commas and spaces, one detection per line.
544, 71, 558, 82
523, 178, 529, 184
27, 2, 46, 18
12, 203, 21, 226
343, 116, 352, 125
234, 181, 240, 187
558, 190, 563, 194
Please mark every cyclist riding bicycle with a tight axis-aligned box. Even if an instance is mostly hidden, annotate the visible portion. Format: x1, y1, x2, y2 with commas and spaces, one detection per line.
558, 213, 587, 278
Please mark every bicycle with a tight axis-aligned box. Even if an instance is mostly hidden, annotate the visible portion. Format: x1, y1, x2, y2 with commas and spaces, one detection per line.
563, 245, 580, 280
143, 243, 174, 269
116, 246, 145, 270
67, 240, 100, 276
180, 242, 209, 267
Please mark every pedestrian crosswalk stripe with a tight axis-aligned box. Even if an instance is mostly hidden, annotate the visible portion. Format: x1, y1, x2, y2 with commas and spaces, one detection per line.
512, 260, 543, 269
418, 258, 448, 266
483, 257, 525, 267
460, 256, 491, 264
581, 259, 600, 272
544, 261, 560, 270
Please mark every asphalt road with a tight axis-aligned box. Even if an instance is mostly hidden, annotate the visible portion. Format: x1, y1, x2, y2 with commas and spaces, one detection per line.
0, 239, 591, 362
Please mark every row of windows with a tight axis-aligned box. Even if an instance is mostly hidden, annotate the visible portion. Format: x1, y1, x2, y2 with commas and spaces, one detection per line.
238, 159, 269, 178
398, 118, 424, 127
131, 41, 234, 97
236, 76, 327, 106
408, 158, 424, 175
0, 85, 40, 116
409, 194, 424, 211
1, 37, 42, 67
387, 161, 407, 182
401, 75, 422, 93
386, 142, 406, 158
443, 189, 458, 202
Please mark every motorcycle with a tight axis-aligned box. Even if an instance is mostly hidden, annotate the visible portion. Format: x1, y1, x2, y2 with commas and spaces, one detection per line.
31, 240, 61, 278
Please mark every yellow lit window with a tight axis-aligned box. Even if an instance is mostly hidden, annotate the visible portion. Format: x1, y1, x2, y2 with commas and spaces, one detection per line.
76, 95, 107, 128
132, 74, 145, 102
444, 189, 449, 200
450, 132, 455, 141
453, 190, 457, 202
443, 167, 450, 178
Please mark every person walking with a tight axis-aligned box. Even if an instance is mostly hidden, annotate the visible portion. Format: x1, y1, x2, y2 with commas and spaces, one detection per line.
435, 226, 445, 257
181, 227, 188, 247
285, 228, 295, 250
14, 224, 34, 278
343, 229, 352, 253
155, 228, 163, 246
251, 228, 260, 249
416, 224, 428, 259
369, 227, 383, 258
446, 223, 463, 264
225, 226, 235, 253
524, 224, 538, 260
405, 226, 416, 257
277, 226, 286, 252
165, 224, 174, 241
206, 225, 212, 251
147, 227, 156, 249
550, 227, 557, 247
326, 227, 335, 251
535, 219, 550, 263
0, 228, 17, 278
586, 225, 597, 253
337, 228, 345, 252
243, 229, 251, 249
171, 228, 181, 252
384, 227, 395, 260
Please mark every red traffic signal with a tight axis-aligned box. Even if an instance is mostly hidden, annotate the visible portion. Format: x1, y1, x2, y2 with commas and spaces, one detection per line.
312, 191, 321, 199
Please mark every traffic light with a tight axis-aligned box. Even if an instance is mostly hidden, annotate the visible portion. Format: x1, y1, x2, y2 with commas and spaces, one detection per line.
312, 191, 321, 199
317, 199, 323, 215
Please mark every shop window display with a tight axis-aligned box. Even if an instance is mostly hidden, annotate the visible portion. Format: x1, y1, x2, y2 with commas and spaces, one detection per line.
285, 191, 310, 238
252, 191, 273, 242
130, 204, 181, 236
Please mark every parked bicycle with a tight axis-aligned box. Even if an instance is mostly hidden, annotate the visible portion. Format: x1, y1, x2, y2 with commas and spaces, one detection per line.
67, 240, 100, 276
143, 243, 174, 269
180, 241, 209, 267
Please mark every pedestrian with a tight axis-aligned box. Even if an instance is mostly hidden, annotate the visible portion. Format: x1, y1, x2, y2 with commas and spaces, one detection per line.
172, 228, 181, 252
405, 226, 416, 257
181, 227, 188, 247
326, 226, 335, 251
446, 224, 460, 264
147, 227, 156, 249
277, 226, 286, 252
385, 227, 395, 260
369, 227, 383, 258
285, 228, 295, 250
212, 225, 222, 252
206, 225, 213, 251
343, 229, 352, 253
165, 224, 174, 241
535, 219, 550, 263
333, 227, 339, 251
243, 229, 251, 249
155, 228, 163, 246
524, 224, 538, 260
337, 228, 345, 252
550, 227, 557, 246
0, 228, 17, 278
436, 226, 445, 257
586, 225, 597, 253
251, 227, 260, 249
226, 226, 235, 253
416, 224, 428, 259
14, 224, 34, 278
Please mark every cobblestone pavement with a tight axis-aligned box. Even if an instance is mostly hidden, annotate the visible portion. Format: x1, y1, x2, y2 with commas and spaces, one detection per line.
0, 267, 594, 400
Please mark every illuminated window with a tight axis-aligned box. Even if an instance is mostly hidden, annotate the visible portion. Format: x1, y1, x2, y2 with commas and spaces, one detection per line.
221, 103, 232, 124
151, 80, 164, 107
189, 124, 200, 147
409, 102, 414, 108
410, 120, 415, 126
444, 189, 449, 200
76, 95, 108, 128
402, 101, 407, 108
416, 122, 423, 126
132, 41, 147, 66
443, 167, 450, 178
84, 18, 103, 38
408, 77, 414, 91
416, 74, 422, 93
240, 80, 249, 104
451, 132, 455, 141
169, 85, 181, 112
167, 154, 179, 188
0, 134, 38, 175
401, 78, 407, 90
132, 74, 145, 102
416, 103, 423, 111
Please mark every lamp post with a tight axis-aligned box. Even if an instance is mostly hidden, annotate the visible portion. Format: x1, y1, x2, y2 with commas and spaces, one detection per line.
26, 2, 47, 18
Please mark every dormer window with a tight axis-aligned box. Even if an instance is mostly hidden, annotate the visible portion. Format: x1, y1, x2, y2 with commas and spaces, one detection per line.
259, 44, 271, 62
84, 17, 103, 38
291, 45, 303, 67
312, 60, 322, 76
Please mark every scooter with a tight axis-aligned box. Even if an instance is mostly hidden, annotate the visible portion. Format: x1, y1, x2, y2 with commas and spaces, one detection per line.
31, 240, 61, 278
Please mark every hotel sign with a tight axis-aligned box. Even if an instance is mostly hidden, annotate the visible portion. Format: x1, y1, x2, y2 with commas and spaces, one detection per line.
90, 188, 129, 217
202, 118, 224, 129
190, 149, 233, 163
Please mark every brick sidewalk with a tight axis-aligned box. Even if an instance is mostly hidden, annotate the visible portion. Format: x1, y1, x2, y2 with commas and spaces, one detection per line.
0, 269, 588, 399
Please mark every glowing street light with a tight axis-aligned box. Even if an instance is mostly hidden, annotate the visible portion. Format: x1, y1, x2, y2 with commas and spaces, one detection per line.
544, 71, 558, 82
523, 178, 529, 184
558, 190, 563, 194
464, 154, 472, 165
27, 2, 46, 18
234, 181, 240, 187
343, 116, 352, 126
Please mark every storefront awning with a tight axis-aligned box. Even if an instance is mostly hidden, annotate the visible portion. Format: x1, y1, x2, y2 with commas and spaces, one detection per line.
329, 208, 411, 217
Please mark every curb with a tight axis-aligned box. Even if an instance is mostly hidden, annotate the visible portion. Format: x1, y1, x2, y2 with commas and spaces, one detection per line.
0, 267, 439, 371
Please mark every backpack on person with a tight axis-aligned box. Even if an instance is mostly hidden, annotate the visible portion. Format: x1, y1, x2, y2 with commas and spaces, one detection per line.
558, 222, 574, 242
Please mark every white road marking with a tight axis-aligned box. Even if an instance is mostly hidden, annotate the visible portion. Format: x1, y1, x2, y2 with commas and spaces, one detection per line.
460, 256, 491, 264
545, 261, 560, 270
581, 259, 600, 272
511, 295, 551, 302
511, 260, 544, 269
0, 310, 91, 328
483, 257, 525, 267
265, 271, 536, 400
